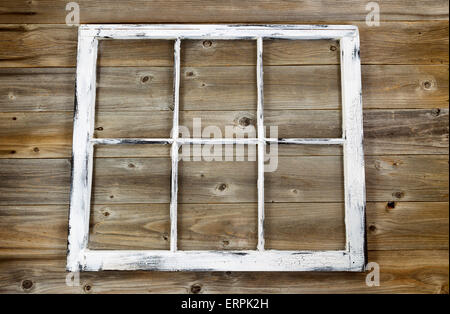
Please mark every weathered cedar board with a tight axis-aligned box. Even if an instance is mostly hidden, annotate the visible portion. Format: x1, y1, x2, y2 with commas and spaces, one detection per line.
0, 22, 448, 67
0, 0, 448, 23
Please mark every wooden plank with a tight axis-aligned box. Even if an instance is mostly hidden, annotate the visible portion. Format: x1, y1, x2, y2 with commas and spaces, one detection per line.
0, 250, 447, 293
0, 202, 447, 259
366, 202, 449, 251
1, 65, 447, 112
1, 109, 447, 158
0, 0, 447, 23
0, 22, 447, 67
0, 155, 447, 205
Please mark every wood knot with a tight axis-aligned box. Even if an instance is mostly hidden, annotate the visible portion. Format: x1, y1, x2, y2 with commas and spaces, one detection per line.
190, 283, 202, 294
186, 71, 195, 77
239, 116, 252, 127
431, 108, 441, 117
141, 75, 151, 83
128, 163, 135, 168
12, 117, 17, 120
386, 201, 396, 210
422, 80, 433, 90
21, 279, 33, 291
222, 239, 230, 246
83, 283, 92, 293
217, 183, 228, 191
33, 147, 40, 153
109, 195, 114, 199
368, 225, 377, 232
330, 45, 337, 51
103, 211, 110, 217
162, 233, 168, 241
95, 127, 103, 131
393, 191, 404, 199
202, 40, 212, 48
10, 150, 16, 154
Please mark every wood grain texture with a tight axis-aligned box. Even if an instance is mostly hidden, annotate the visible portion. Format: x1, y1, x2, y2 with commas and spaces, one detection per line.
0, 110, 447, 158
0, 155, 447, 205
0, 0, 448, 291
1, 65, 447, 112
0, 22, 448, 67
0, 0, 447, 23
0, 250, 447, 293
0, 202, 447, 259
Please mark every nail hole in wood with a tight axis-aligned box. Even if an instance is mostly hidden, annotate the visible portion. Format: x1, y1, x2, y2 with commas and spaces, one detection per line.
387, 201, 396, 209
95, 127, 103, 131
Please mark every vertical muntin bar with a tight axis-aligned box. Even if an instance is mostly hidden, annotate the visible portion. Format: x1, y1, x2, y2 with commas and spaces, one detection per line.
170, 38, 181, 252
256, 37, 265, 251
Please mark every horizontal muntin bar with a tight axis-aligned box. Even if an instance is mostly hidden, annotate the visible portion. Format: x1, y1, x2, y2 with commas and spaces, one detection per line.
81, 249, 364, 272
268, 138, 345, 145
79, 24, 357, 40
91, 138, 173, 145
178, 138, 259, 145
92, 138, 345, 145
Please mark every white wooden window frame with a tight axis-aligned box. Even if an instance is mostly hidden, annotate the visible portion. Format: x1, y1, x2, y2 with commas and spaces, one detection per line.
67, 24, 366, 272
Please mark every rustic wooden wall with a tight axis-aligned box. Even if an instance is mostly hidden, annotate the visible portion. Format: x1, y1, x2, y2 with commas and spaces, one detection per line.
0, 0, 448, 294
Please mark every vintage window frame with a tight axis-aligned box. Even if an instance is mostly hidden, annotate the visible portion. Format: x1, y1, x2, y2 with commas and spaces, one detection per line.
67, 24, 366, 272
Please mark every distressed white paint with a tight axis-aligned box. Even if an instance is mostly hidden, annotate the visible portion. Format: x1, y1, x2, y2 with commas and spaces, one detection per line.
170, 38, 181, 252
256, 37, 265, 251
268, 138, 346, 145
67, 24, 366, 272
340, 33, 366, 270
66, 32, 98, 272
82, 250, 361, 272
78, 24, 357, 40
